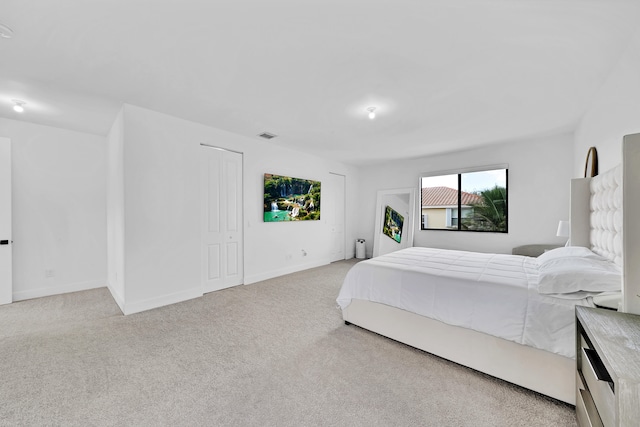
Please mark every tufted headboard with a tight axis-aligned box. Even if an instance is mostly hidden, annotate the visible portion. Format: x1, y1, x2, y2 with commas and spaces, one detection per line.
570, 164, 622, 266
570, 135, 640, 315
589, 165, 623, 266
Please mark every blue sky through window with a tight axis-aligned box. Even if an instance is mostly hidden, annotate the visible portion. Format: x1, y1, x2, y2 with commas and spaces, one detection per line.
422, 169, 506, 194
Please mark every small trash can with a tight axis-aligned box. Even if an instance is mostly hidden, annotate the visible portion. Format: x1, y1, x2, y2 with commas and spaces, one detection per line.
355, 239, 366, 259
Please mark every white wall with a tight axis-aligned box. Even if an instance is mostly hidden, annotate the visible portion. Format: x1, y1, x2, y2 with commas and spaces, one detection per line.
574, 32, 640, 176
110, 104, 358, 314
106, 109, 125, 311
357, 133, 574, 256
119, 105, 202, 313
572, 32, 640, 315
0, 118, 106, 300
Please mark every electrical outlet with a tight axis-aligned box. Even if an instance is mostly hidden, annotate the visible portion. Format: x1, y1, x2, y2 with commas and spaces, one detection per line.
285, 253, 292, 260
301, 249, 307, 257
45, 269, 54, 278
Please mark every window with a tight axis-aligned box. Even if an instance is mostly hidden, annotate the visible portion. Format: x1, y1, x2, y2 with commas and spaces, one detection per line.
420, 167, 508, 232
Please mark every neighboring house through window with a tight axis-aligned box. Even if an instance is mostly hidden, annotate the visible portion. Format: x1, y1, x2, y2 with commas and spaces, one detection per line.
421, 186, 481, 229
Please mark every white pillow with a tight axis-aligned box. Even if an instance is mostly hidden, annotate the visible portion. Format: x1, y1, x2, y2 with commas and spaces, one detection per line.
593, 292, 622, 310
537, 257, 621, 294
537, 246, 604, 265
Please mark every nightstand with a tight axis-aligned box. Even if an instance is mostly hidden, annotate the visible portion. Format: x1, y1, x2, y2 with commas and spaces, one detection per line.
511, 244, 562, 257
576, 306, 640, 426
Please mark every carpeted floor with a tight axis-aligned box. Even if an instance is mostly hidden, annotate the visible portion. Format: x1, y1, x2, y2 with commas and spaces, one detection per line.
0, 259, 576, 426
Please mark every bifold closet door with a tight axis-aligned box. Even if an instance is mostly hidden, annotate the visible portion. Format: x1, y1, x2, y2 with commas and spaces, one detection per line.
201, 146, 243, 293
0, 137, 12, 305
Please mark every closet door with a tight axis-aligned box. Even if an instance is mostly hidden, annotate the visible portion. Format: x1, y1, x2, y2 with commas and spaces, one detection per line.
329, 173, 346, 262
201, 146, 243, 293
0, 137, 11, 305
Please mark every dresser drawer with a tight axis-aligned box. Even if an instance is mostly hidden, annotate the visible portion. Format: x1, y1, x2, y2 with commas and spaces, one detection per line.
576, 387, 604, 427
580, 347, 615, 427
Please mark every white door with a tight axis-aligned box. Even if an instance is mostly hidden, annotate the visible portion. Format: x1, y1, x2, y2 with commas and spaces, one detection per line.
201, 146, 243, 293
0, 138, 12, 305
329, 173, 346, 262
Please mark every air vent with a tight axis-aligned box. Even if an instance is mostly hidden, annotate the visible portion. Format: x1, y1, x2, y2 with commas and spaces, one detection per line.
258, 132, 277, 140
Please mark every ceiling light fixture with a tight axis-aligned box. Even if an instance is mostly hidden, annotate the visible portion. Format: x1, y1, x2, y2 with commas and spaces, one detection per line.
367, 106, 376, 120
257, 132, 277, 140
0, 22, 15, 39
12, 99, 25, 113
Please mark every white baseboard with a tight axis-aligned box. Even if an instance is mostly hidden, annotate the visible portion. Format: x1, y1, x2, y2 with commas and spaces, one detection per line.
107, 284, 125, 314
123, 287, 202, 315
244, 259, 329, 285
11, 259, 339, 310
13, 279, 106, 302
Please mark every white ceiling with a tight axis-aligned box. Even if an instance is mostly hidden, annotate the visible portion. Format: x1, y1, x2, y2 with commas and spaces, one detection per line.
1, 1, 639, 165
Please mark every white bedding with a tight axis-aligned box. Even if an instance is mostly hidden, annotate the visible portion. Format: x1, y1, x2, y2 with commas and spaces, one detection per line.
337, 247, 596, 358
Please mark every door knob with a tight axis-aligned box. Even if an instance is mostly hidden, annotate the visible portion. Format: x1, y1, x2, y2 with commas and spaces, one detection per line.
0, 240, 9, 245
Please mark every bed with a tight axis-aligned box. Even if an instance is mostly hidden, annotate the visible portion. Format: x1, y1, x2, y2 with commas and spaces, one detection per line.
337, 135, 640, 405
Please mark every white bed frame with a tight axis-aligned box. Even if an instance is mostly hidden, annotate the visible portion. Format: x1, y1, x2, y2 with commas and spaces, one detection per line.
342, 134, 640, 405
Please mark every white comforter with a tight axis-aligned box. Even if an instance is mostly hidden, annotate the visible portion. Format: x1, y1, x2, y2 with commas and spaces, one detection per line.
336, 247, 594, 358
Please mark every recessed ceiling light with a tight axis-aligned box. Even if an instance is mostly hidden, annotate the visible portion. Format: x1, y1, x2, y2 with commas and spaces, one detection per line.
12, 99, 25, 113
0, 22, 15, 39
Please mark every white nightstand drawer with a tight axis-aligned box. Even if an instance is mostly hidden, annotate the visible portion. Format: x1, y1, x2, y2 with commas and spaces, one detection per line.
580, 348, 615, 427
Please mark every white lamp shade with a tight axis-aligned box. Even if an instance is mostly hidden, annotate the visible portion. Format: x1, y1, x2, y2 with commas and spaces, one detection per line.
556, 220, 570, 237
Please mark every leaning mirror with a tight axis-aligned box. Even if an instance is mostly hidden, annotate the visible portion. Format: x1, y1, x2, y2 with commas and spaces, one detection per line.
372, 188, 416, 257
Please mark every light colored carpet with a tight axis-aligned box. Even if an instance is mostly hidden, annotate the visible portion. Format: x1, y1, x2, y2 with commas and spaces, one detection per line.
0, 260, 576, 426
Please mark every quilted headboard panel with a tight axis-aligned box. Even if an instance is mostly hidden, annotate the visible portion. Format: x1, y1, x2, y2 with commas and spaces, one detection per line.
589, 165, 623, 265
